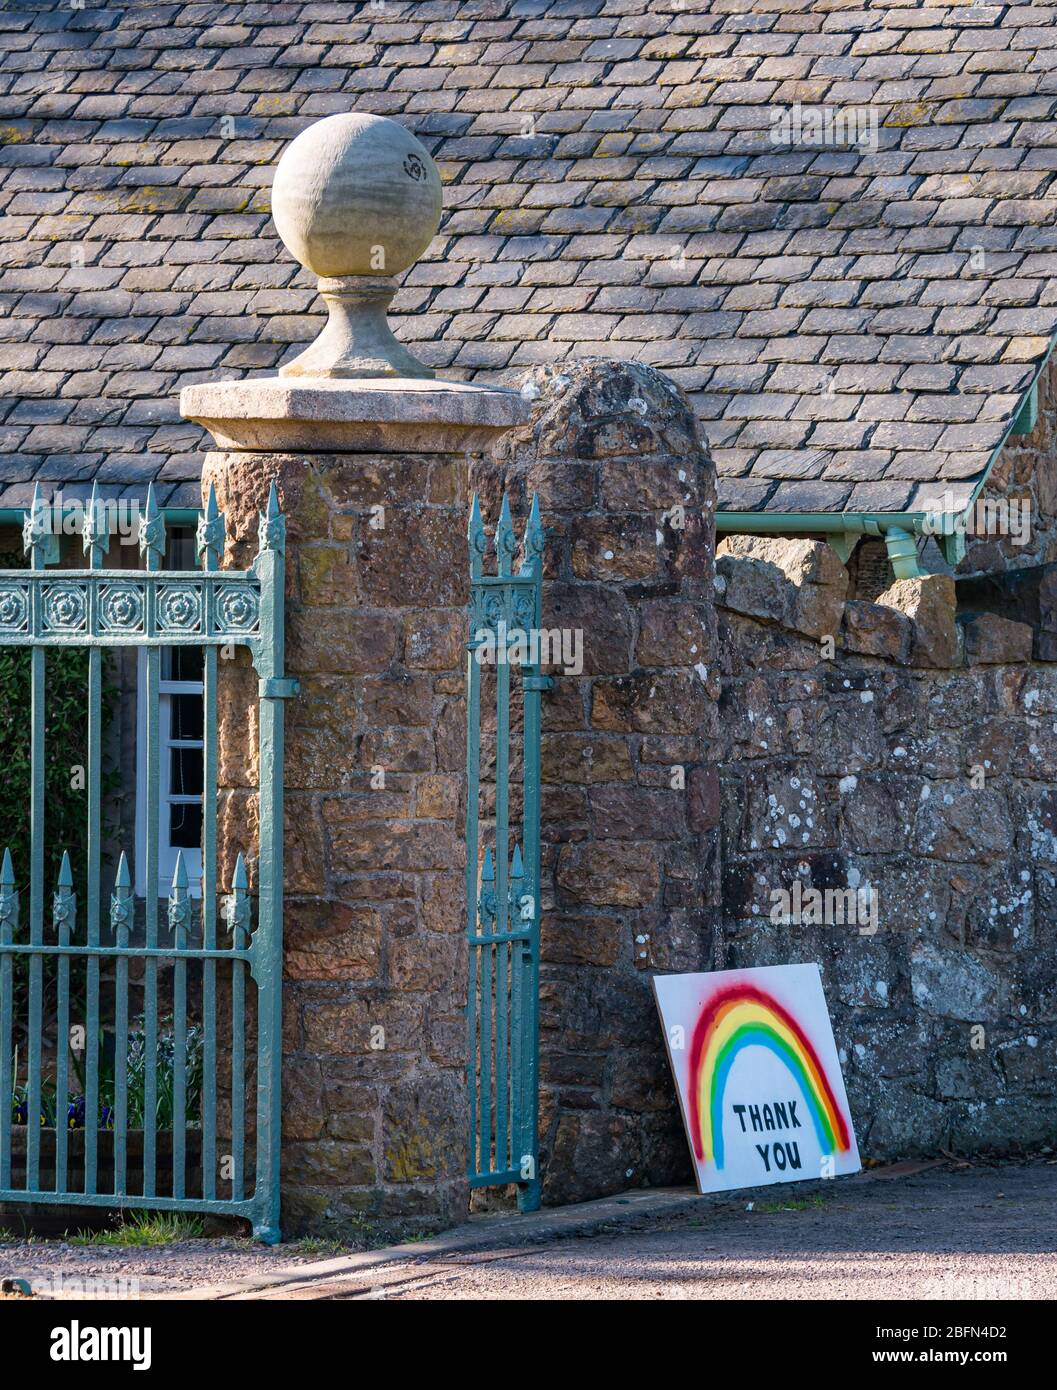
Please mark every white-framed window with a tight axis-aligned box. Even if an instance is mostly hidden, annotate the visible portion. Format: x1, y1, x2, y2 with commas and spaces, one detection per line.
134, 528, 205, 899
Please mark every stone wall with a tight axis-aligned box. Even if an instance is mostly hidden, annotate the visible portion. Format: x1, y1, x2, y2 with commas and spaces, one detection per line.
203, 445, 471, 1239
482, 361, 720, 1203
717, 538, 1057, 1156
204, 360, 1057, 1227
479, 361, 1057, 1207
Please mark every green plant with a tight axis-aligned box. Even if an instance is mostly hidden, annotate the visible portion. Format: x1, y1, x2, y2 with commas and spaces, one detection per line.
10, 1044, 56, 1127
68, 1020, 205, 1130
11, 1021, 205, 1132
755, 1194, 828, 1214
294, 1236, 350, 1256
69, 1211, 204, 1247
119, 1023, 204, 1129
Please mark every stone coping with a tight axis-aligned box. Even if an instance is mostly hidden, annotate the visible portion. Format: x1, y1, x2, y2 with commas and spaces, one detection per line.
180, 376, 531, 453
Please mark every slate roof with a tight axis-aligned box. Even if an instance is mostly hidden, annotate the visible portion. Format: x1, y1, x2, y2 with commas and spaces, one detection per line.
2, 0, 1057, 517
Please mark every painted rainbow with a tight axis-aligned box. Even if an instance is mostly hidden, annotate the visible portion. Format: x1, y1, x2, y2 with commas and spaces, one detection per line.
688, 982, 852, 1168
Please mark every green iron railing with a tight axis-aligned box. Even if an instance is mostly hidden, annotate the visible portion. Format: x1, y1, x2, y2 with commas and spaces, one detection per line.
466, 493, 546, 1212
0, 480, 290, 1242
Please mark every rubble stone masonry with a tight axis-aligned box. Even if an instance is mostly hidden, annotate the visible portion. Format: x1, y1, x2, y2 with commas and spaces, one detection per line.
717, 539, 1057, 1163
500, 362, 1057, 1203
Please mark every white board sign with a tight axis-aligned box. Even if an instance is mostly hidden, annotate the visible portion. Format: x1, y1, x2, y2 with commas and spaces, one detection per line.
653, 964, 861, 1195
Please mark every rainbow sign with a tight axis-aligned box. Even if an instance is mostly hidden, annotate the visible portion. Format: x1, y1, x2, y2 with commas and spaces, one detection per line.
653, 965, 860, 1195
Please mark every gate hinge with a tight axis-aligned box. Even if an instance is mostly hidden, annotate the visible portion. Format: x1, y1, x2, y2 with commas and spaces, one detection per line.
523, 675, 554, 692
259, 676, 300, 700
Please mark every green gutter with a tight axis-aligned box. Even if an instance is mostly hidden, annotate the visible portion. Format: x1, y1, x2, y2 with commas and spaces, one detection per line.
716, 510, 929, 578
716, 510, 928, 533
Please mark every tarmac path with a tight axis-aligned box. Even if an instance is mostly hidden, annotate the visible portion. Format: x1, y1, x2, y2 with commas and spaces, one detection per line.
370, 1163, 1057, 1301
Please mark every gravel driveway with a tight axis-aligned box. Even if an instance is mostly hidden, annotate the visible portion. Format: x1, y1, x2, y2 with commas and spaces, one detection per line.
0, 1235, 315, 1300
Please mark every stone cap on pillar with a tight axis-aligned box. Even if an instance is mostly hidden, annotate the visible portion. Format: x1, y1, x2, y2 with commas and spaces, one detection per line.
179, 376, 529, 453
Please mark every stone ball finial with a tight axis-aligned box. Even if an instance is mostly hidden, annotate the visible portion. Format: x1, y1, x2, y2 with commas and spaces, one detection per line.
271, 113, 443, 379
273, 113, 442, 278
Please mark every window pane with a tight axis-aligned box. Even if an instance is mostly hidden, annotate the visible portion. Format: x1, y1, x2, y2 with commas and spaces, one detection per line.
170, 745, 203, 797
166, 529, 196, 571
170, 692, 203, 741
170, 802, 202, 849
164, 646, 204, 683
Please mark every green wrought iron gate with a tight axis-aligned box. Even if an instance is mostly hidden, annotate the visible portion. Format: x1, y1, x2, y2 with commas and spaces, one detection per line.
466, 493, 546, 1212
0, 480, 290, 1242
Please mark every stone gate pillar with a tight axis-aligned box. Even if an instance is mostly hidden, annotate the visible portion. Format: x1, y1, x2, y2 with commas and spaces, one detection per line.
180, 113, 528, 1239
478, 361, 721, 1204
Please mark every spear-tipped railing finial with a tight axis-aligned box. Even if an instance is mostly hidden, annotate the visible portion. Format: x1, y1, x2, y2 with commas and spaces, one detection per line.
197, 482, 226, 572
83, 481, 109, 567
0, 848, 17, 940
172, 850, 188, 891
520, 493, 544, 577
468, 494, 487, 579
22, 482, 54, 568
495, 492, 516, 578
510, 842, 527, 922
53, 850, 75, 935
478, 847, 497, 929
168, 850, 192, 942
224, 852, 252, 949
110, 851, 133, 945
139, 482, 166, 570
257, 480, 285, 556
